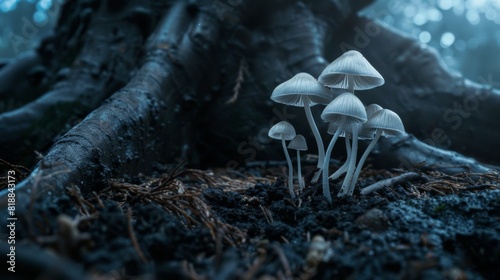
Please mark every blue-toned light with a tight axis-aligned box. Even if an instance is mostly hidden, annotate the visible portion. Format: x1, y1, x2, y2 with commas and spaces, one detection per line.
37, 0, 53, 10
440, 32, 456, 48
427, 8, 443, 21
438, 0, 453, 10
413, 12, 428, 25
485, 9, 497, 21
466, 10, 481, 24
33, 10, 48, 25
419, 31, 432, 43
0, 0, 18, 12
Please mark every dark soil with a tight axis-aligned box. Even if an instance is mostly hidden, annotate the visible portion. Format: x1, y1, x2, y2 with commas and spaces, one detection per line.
1, 165, 499, 280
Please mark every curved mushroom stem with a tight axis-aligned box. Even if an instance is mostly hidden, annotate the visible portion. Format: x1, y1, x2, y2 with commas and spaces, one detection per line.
297, 149, 305, 191
281, 135, 295, 198
347, 129, 382, 195
339, 124, 360, 196
322, 117, 346, 203
302, 95, 325, 170
329, 133, 351, 180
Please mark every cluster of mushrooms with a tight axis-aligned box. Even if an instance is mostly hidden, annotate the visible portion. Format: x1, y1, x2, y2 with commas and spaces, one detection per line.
268, 50, 406, 203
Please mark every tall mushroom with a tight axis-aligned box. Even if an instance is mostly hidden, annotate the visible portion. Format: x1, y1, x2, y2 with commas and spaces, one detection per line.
268, 121, 297, 197
320, 92, 367, 203
345, 109, 406, 195
288, 134, 308, 192
271, 73, 333, 173
318, 50, 385, 196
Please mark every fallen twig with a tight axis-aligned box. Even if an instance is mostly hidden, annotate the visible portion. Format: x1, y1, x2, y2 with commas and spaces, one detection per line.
361, 172, 428, 195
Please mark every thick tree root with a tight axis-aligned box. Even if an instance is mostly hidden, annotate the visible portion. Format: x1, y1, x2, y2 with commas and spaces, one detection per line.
0, 0, 166, 166
0, 50, 41, 101
372, 135, 494, 173
2, 2, 220, 209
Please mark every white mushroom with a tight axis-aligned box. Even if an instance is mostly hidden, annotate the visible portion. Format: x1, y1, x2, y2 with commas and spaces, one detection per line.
268, 121, 297, 197
331, 104, 384, 181
320, 92, 367, 203
346, 109, 406, 195
318, 50, 385, 93
365, 103, 384, 117
318, 51, 385, 196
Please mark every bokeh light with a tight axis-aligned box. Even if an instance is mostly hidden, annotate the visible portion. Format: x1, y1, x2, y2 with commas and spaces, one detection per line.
419, 31, 432, 43
441, 32, 456, 47
0, 0, 18, 12
0, 0, 60, 57
362, 0, 500, 82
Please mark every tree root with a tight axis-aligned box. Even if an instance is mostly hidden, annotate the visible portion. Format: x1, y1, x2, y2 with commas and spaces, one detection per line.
0, 0, 167, 166
3, 2, 220, 209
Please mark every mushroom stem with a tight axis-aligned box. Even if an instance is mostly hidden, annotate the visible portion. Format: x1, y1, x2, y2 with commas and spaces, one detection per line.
322, 117, 346, 203
347, 75, 354, 93
339, 125, 359, 196
296, 150, 305, 191
329, 134, 351, 180
303, 96, 325, 169
347, 129, 382, 195
281, 135, 295, 198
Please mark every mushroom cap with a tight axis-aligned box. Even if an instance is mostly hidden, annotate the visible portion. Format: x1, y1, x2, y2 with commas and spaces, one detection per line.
321, 92, 367, 126
358, 127, 375, 140
268, 121, 296, 140
363, 109, 406, 137
327, 122, 340, 135
271, 73, 333, 106
288, 134, 308, 151
318, 50, 385, 90
358, 104, 384, 139
365, 104, 383, 118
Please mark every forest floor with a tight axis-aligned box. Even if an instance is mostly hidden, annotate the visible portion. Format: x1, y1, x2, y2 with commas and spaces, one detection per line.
1, 161, 500, 280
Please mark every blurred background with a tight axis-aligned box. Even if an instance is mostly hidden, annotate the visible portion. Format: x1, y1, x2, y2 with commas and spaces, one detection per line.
0, 0, 59, 58
0, 0, 499, 82
362, 0, 500, 84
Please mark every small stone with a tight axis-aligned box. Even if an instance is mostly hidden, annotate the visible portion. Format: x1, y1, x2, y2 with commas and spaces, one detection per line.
354, 208, 389, 232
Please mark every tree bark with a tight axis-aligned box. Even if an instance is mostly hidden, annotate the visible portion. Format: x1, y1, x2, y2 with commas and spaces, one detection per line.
0, 0, 167, 166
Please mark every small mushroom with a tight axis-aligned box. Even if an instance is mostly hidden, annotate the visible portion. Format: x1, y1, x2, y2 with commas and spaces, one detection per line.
346, 109, 406, 195
271, 73, 333, 170
320, 92, 367, 203
331, 104, 383, 181
365, 103, 384, 117
288, 134, 308, 191
268, 121, 297, 197
358, 104, 384, 140
318, 50, 384, 93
